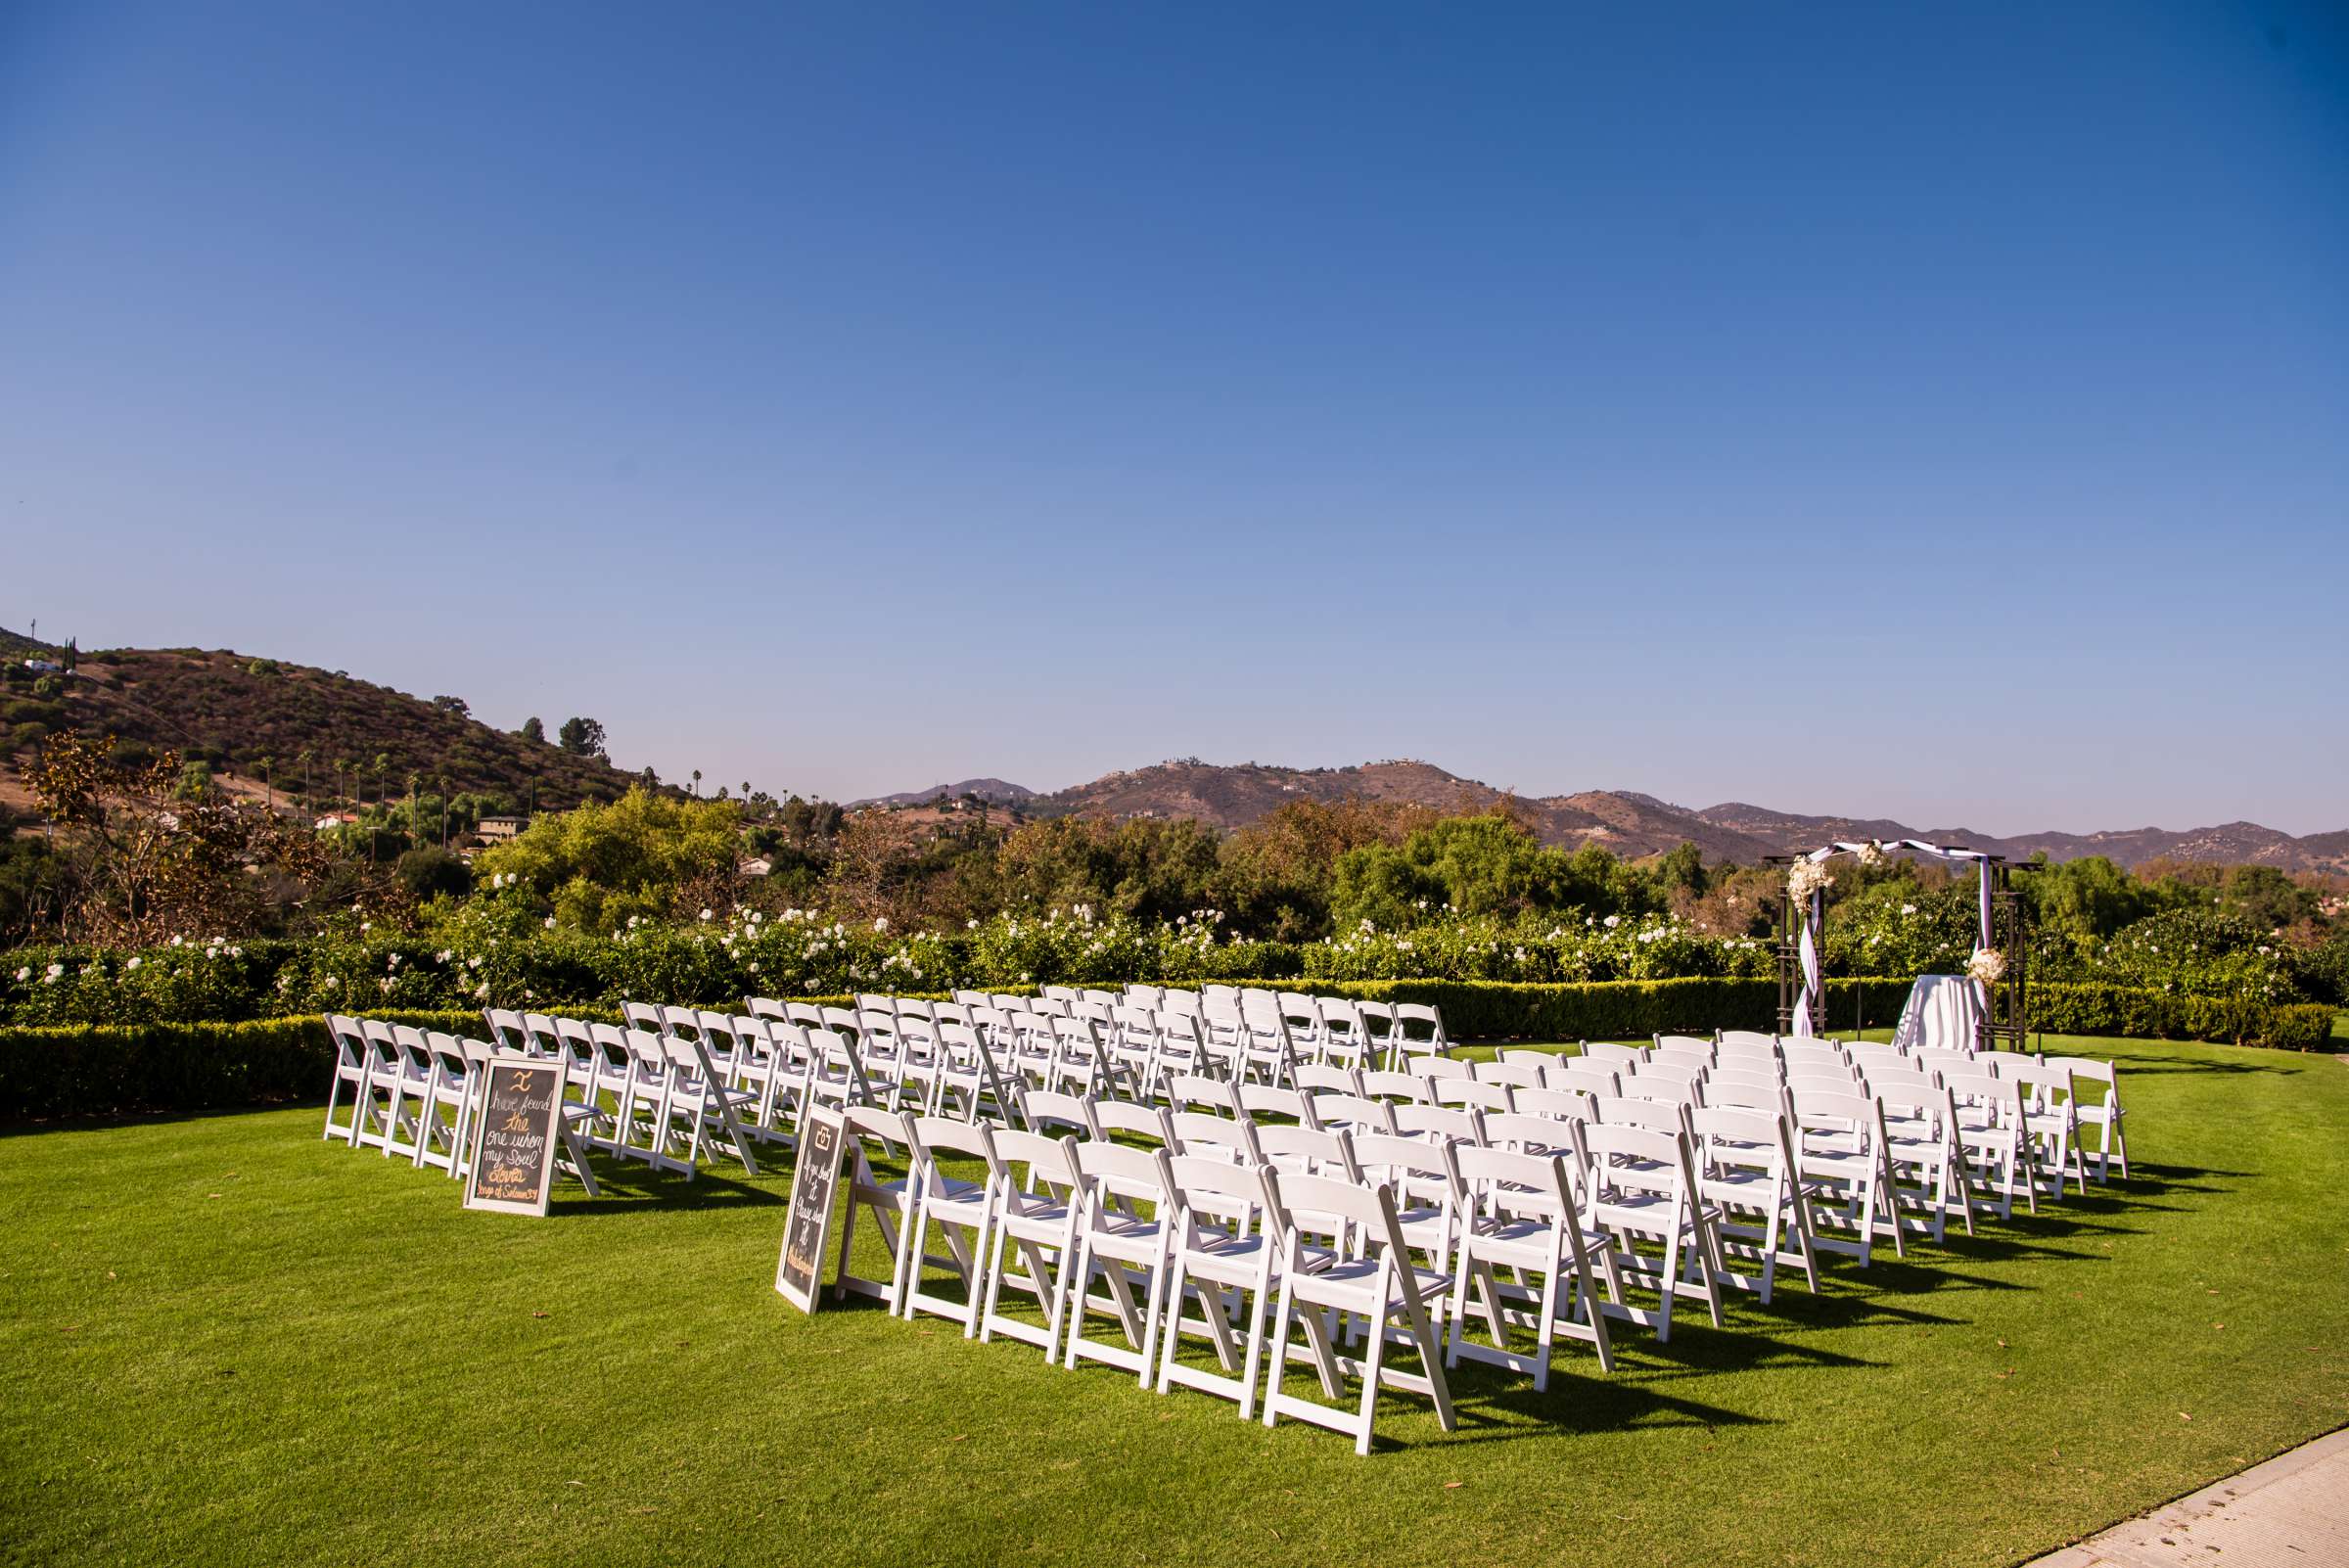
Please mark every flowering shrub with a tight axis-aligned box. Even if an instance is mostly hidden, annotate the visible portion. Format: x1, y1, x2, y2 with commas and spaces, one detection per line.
0, 899, 2307, 1025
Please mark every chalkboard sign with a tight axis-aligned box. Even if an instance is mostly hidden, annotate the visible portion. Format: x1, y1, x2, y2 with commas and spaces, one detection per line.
775, 1103, 849, 1312
463, 1056, 566, 1217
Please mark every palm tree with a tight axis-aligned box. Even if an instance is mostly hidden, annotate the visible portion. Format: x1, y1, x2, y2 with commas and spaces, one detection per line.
257, 755, 274, 812
297, 748, 314, 806
437, 774, 452, 850
691, 768, 702, 797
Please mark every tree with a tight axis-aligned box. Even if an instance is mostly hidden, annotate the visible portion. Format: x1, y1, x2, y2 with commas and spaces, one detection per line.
519, 716, 545, 744
296, 747, 314, 803
430, 695, 470, 717
558, 716, 607, 758
475, 787, 744, 932
691, 768, 702, 797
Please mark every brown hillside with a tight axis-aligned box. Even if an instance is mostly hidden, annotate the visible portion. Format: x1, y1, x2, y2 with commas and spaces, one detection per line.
0, 642, 653, 813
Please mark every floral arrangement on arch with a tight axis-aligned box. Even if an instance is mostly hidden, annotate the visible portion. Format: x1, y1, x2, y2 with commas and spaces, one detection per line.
1786, 858, 1835, 904
1966, 946, 2007, 988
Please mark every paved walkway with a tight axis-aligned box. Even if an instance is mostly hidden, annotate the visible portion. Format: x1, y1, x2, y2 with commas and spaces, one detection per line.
2031, 1426, 2349, 1567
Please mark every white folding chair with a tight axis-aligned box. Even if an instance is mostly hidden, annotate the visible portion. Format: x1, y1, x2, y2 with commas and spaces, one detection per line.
833, 1105, 920, 1310
1065, 1139, 1180, 1383
901, 1115, 1001, 1335
1580, 1122, 1724, 1342
321, 1014, 372, 1145
978, 1130, 1085, 1356
1263, 1173, 1459, 1454
1449, 1142, 1616, 1388
1157, 1155, 1305, 1421
1689, 1105, 1818, 1301
1789, 1088, 1903, 1265
2046, 1056, 2128, 1180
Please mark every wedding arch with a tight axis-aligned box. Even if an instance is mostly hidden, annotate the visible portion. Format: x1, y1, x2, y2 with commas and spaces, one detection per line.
1765, 839, 2028, 1050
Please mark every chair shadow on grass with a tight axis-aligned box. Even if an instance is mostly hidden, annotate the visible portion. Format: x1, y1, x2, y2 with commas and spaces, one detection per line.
548, 1156, 780, 1216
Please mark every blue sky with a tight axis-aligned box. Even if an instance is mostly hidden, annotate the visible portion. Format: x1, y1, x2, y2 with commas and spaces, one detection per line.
3, 3, 2344, 833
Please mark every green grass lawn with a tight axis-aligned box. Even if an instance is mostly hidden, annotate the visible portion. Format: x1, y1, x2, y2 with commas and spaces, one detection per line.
3, 1034, 2345, 1568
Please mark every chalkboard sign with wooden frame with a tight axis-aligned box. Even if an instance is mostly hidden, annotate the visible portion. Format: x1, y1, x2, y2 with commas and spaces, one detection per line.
775, 1102, 849, 1313
463, 1056, 567, 1218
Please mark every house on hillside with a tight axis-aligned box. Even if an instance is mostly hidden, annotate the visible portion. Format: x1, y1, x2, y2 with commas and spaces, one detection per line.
23, 659, 61, 673
313, 811, 357, 830
475, 814, 530, 844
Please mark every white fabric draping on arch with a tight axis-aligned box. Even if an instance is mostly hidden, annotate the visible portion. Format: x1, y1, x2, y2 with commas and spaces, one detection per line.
1789, 839, 1997, 1038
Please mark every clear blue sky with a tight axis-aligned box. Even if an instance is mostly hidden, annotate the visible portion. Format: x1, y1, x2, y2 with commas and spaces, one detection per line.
4, 3, 2345, 834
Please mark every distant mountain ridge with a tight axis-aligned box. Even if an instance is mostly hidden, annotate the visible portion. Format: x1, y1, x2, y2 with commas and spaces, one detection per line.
858, 758, 2349, 873
849, 778, 1039, 809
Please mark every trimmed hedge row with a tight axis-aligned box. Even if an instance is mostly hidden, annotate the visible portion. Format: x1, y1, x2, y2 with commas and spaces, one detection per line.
6, 979, 2329, 1122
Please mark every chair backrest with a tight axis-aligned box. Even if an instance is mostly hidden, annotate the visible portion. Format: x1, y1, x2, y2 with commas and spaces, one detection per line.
1159, 990, 1202, 1018
482, 1007, 529, 1052
1292, 1062, 1360, 1097
1090, 1097, 1174, 1147
1308, 1092, 1398, 1137
1166, 1153, 1277, 1236
1409, 1054, 1475, 1081
1167, 1109, 1262, 1164
1701, 1073, 1786, 1114
1510, 1085, 1595, 1125
1580, 1121, 1692, 1202
1021, 1088, 1100, 1140
991, 1128, 1082, 1209
1717, 1029, 1778, 1048
1348, 1130, 1465, 1212
1625, 1062, 1703, 1103
1073, 1136, 1174, 1207
1653, 1033, 1713, 1054
1393, 1002, 1450, 1054
909, 1112, 1000, 1174
1169, 1073, 1240, 1116
1476, 1110, 1580, 1161
785, 1001, 827, 1031
1358, 1069, 1428, 1103
1473, 1060, 1544, 1090
2042, 1055, 2120, 1106
1453, 1141, 1576, 1220
743, 995, 789, 1024
1389, 1101, 1483, 1145
1594, 1093, 1691, 1142
1124, 984, 1165, 1010
1250, 1123, 1359, 1181
622, 1000, 665, 1035
1578, 1040, 1646, 1068
1689, 1105, 1793, 1180
1237, 1082, 1317, 1127
1429, 1077, 1514, 1114
1543, 1061, 1620, 1099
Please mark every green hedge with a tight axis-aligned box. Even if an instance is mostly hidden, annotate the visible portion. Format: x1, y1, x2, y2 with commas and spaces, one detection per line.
2030, 985, 2334, 1050
4, 980, 2330, 1122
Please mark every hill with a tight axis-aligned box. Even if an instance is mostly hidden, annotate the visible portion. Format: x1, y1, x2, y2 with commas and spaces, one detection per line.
0, 635, 652, 814
850, 778, 1039, 809
854, 756, 2347, 871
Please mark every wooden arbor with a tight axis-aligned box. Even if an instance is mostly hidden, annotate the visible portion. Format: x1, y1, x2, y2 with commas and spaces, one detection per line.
1767, 840, 2028, 1050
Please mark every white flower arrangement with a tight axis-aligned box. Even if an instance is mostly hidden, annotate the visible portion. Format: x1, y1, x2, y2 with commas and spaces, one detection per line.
1854, 843, 1885, 869
1786, 859, 1834, 903
1966, 947, 2006, 987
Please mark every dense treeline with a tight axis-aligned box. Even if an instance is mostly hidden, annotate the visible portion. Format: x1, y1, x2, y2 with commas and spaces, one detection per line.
4, 768, 2345, 1028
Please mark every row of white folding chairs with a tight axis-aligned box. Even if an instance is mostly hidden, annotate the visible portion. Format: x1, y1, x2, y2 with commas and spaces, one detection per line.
822, 1102, 1722, 1453
1119, 986, 1455, 1069
1567, 1036, 2127, 1185
480, 1008, 772, 1178
322, 1014, 602, 1194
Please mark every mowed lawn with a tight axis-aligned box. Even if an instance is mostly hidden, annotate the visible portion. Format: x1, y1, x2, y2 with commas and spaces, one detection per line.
2, 1035, 2345, 1568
